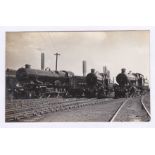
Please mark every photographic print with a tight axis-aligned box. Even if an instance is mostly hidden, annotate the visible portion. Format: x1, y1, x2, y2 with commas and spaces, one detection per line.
5, 30, 150, 122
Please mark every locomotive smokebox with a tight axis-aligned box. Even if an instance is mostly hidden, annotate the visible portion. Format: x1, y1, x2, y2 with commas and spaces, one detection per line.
41, 53, 45, 70
25, 64, 31, 69
82, 60, 87, 76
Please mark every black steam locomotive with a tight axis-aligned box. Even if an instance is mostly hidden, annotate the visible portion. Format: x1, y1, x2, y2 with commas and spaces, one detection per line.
14, 64, 78, 98
114, 68, 149, 98
85, 69, 114, 98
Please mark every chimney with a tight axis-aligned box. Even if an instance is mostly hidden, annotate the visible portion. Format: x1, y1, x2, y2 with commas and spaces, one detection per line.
121, 68, 126, 74
41, 53, 45, 70
91, 69, 95, 74
82, 60, 87, 76
25, 64, 31, 69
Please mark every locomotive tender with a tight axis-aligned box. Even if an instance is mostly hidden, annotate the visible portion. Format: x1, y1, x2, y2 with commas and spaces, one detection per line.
6, 69, 17, 99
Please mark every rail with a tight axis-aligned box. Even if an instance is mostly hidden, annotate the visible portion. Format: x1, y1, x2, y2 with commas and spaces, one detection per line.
110, 99, 129, 122
141, 95, 151, 118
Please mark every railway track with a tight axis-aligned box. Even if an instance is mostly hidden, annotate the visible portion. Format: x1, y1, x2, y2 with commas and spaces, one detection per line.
109, 99, 129, 122
141, 94, 151, 118
109, 94, 150, 122
6, 98, 86, 121
6, 95, 150, 122
6, 97, 116, 122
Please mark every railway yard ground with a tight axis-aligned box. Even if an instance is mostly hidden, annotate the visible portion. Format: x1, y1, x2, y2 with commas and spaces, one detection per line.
5, 93, 150, 122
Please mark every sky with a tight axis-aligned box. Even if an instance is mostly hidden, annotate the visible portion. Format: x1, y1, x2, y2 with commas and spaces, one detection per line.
6, 31, 150, 80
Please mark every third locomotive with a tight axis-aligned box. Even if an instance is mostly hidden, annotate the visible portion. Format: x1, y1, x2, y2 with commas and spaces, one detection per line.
114, 68, 149, 98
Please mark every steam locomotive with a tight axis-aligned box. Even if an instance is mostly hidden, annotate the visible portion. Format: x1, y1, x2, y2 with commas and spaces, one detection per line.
114, 68, 149, 98
85, 69, 114, 98
14, 64, 77, 98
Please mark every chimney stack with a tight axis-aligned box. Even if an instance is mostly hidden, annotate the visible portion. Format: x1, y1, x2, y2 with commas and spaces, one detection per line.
103, 66, 107, 74
41, 53, 45, 70
82, 60, 87, 76
25, 64, 31, 69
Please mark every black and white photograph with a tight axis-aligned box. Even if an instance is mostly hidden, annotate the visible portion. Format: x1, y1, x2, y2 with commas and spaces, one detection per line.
5, 30, 150, 122
1, 1, 155, 155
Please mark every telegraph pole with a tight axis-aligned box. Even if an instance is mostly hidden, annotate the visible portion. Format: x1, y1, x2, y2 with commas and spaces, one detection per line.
54, 53, 60, 71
